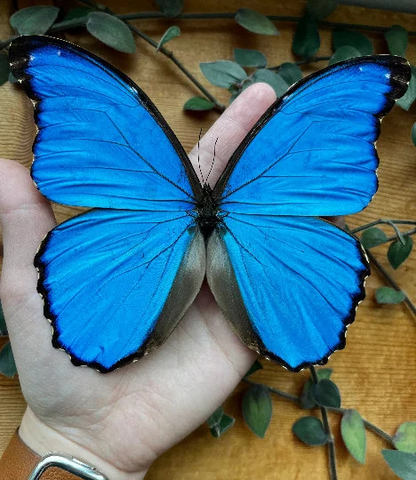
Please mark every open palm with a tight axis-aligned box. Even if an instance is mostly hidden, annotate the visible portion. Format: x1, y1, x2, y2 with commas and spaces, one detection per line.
0, 84, 281, 478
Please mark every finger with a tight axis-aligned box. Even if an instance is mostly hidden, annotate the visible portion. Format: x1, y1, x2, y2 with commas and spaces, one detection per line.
0, 159, 56, 306
188, 83, 276, 186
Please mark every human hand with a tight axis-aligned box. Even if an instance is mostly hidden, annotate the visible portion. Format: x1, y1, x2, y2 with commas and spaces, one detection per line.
0, 84, 279, 479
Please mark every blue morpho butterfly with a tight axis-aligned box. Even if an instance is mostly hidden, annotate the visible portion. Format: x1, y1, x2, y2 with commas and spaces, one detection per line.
9, 35, 410, 373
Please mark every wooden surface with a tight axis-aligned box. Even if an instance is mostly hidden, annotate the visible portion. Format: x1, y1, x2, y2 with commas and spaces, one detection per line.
0, 1, 415, 479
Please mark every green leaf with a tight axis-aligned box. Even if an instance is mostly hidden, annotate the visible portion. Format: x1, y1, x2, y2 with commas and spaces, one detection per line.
0, 302, 7, 336
411, 123, 416, 146
278, 63, 303, 86
235, 9, 279, 36
341, 409, 366, 464
10, 6, 59, 35
311, 379, 341, 408
382, 450, 416, 480
157, 26, 180, 50
183, 97, 215, 111
156, 0, 184, 18
306, 0, 338, 20
245, 359, 263, 377
234, 48, 267, 68
251, 69, 288, 97
0, 342, 17, 378
292, 416, 328, 446
360, 227, 387, 249
200, 61, 247, 88
333, 29, 373, 55
329, 46, 361, 65
293, 13, 320, 59
388, 236, 413, 269
86, 12, 136, 53
300, 368, 332, 409
64, 6, 93, 21
385, 25, 408, 56
207, 406, 235, 437
242, 385, 272, 438
394, 422, 416, 453
376, 287, 406, 304
0, 53, 10, 86
397, 66, 416, 111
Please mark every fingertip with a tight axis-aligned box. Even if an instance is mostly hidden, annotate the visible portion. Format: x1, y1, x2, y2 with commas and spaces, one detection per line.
236, 82, 277, 108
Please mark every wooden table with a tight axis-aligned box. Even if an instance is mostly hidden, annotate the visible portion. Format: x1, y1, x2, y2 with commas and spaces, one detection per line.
0, 1, 415, 478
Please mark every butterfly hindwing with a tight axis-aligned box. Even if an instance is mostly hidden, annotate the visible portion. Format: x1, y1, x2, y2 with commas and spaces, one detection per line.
37, 209, 205, 372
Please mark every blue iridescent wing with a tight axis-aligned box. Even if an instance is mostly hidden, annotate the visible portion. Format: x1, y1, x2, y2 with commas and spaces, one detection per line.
9, 35, 201, 211
9, 36, 204, 371
208, 56, 410, 370
38, 209, 205, 372
214, 56, 410, 216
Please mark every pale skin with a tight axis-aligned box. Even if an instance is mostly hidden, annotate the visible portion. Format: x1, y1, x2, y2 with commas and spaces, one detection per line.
0, 83, 343, 479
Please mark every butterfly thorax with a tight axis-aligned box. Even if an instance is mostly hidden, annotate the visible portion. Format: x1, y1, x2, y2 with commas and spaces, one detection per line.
195, 184, 222, 238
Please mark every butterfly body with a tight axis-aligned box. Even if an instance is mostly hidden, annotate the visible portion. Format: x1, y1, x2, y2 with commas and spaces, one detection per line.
9, 35, 411, 373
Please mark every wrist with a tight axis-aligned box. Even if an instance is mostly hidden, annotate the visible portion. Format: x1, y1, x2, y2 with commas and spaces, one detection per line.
20, 408, 148, 480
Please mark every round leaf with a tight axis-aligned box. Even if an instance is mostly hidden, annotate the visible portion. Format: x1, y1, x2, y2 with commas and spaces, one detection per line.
210, 413, 235, 438
0, 342, 17, 378
329, 46, 361, 66
251, 69, 288, 97
412, 123, 416, 147
157, 26, 180, 50
235, 9, 279, 36
293, 13, 320, 59
382, 450, 416, 480
300, 368, 333, 409
397, 66, 416, 111
360, 227, 387, 249
234, 48, 267, 68
292, 416, 328, 446
394, 422, 416, 453
10, 6, 59, 35
333, 29, 373, 56
86, 12, 136, 53
341, 409, 366, 464
385, 25, 408, 56
376, 286, 406, 304
156, 0, 184, 18
242, 385, 273, 438
311, 379, 341, 408
278, 63, 303, 86
306, 0, 338, 20
207, 406, 224, 428
200, 61, 247, 88
388, 236, 413, 269
183, 97, 215, 111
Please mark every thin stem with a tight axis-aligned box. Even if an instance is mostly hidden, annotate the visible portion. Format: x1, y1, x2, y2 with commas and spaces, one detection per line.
351, 219, 416, 235
268, 56, 331, 71
366, 249, 416, 317
384, 220, 405, 244
384, 227, 416, 243
310, 367, 338, 480
243, 378, 300, 403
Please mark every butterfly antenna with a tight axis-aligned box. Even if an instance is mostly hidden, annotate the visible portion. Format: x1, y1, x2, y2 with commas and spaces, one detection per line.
206, 137, 219, 185
197, 128, 204, 184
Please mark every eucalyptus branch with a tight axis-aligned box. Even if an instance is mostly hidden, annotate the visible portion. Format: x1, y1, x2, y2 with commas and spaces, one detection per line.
366, 249, 416, 316
268, 56, 331, 71
116, 11, 416, 36
310, 366, 337, 480
244, 378, 396, 447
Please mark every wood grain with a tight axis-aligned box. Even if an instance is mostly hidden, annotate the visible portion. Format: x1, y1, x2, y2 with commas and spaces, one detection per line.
1, 1, 415, 479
